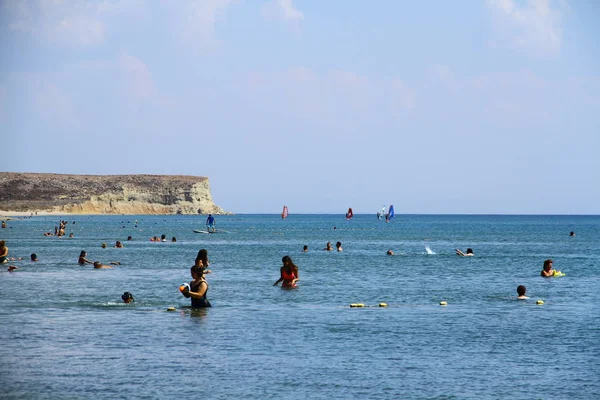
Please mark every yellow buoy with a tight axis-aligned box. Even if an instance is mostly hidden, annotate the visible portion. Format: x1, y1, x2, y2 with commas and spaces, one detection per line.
167, 307, 176, 311
536, 300, 544, 305
350, 303, 365, 308
379, 303, 388, 307
439, 301, 448, 306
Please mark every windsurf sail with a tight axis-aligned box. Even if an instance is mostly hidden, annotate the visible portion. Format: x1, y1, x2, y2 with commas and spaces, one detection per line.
385, 205, 395, 222
346, 207, 354, 219
377, 205, 386, 220
281, 205, 288, 219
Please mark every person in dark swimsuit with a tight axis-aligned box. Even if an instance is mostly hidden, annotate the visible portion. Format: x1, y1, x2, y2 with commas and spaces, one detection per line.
273, 255, 299, 288
181, 266, 211, 308
78, 250, 93, 265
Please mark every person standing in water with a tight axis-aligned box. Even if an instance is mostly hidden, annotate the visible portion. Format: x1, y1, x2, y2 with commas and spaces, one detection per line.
0, 241, 8, 264
78, 250, 93, 265
517, 285, 529, 299
181, 266, 211, 307
194, 249, 211, 274
206, 214, 216, 232
273, 255, 299, 288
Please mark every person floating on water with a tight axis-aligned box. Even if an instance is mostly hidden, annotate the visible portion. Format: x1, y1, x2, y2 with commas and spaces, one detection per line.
181, 266, 211, 308
336, 241, 343, 252
206, 214, 216, 232
323, 242, 333, 251
455, 248, 474, 256
517, 285, 529, 300
387, 249, 394, 255
30, 253, 38, 262
273, 255, 299, 289
93, 261, 120, 269
302, 245, 308, 252
569, 231, 575, 237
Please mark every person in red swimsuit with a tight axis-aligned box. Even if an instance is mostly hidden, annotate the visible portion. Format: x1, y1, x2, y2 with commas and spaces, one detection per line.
273, 255, 299, 288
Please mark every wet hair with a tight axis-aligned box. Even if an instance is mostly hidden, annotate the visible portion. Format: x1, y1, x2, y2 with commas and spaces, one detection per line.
191, 265, 204, 277
195, 249, 208, 266
303, 245, 308, 251
161, 234, 166, 240
93, 261, 101, 268
569, 231, 575, 236
121, 292, 134, 302
0, 240, 5, 247
543, 259, 553, 269
171, 237, 177, 242
517, 285, 526, 296
387, 250, 393, 255
336, 241, 342, 248
282, 255, 298, 270
466, 248, 473, 254
30, 253, 37, 261
80, 250, 86, 257
127, 236, 132, 241
101, 243, 107, 248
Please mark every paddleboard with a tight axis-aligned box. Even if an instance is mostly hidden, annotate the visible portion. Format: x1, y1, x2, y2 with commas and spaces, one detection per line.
193, 229, 227, 234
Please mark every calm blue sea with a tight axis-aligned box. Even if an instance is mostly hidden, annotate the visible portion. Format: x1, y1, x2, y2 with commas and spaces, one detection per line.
1, 214, 599, 399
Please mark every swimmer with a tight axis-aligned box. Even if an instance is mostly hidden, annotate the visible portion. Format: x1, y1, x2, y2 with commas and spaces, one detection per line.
540, 259, 558, 277
302, 245, 308, 252
127, 236, 133, 241
194, 249, 211, 273
114, 241, 123, 248
0, 240, 8, 263
161, 234, 166, 242
336, 241, 343, 252
181, 266, 211, 308
78, 250, 93, 265
456, 248, 474, 256
121, 292, 135, 303
93, 261, 114, 269
171, 237, 177, 242
101, 243, 107, 248
7, 265, 18, 272
517, 285, 529, 299
68, 233, 74, 238
323, 242, 333, 251
386, 249, 394, 255
30, 253, 38, 262
569, 231, 575, 237
273, 255, 299, 288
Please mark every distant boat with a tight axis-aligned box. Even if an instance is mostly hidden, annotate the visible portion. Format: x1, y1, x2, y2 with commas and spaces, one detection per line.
281, 205, 288, 219
377, 205, 386, 220
346, 207, 354, 220
385, 205, 395, 222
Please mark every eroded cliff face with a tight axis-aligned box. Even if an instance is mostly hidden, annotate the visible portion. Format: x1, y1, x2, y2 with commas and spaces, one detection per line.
0, 173, 228, 215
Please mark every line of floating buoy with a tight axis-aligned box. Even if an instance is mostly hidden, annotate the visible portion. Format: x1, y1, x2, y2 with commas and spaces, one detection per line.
349, 303, 388, 308
167, 307, 176, 311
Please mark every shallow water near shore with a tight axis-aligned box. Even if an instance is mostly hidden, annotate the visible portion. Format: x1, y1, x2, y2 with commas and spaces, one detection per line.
1, 214, 599, 399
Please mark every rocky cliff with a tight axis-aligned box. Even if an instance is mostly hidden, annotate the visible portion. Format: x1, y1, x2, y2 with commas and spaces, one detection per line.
0, 173, 228, 215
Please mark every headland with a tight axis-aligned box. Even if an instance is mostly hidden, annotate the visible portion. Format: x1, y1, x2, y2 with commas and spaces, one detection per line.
0, 172, 228, 216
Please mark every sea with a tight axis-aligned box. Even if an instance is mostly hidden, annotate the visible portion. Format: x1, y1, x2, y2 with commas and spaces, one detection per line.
0, 214, 599, 400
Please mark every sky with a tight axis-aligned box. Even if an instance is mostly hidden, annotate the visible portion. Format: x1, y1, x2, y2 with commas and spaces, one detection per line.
1, 0, 599, 214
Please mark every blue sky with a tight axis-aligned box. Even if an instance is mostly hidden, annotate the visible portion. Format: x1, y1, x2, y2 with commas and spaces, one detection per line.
1, 0, 599, 214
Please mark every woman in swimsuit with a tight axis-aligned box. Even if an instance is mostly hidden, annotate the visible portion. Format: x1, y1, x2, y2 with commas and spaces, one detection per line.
194, 249, 211, 273
181, 266, 211, 308
0, 241, 8, 264
78, 250, 93, 265
541, 259, 556, 277
323, 242, 333, 251
273, 255, 299, 288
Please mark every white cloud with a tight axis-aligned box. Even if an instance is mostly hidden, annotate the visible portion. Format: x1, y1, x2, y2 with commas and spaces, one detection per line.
487, 0, 565, 55
182, 0, 233, 49
262, 0, 304, 33
4, 0, 110, 46
119, 53, 155, 99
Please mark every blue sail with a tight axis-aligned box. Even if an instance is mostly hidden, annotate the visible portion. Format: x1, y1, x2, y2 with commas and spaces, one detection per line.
388, 205, 395, 219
